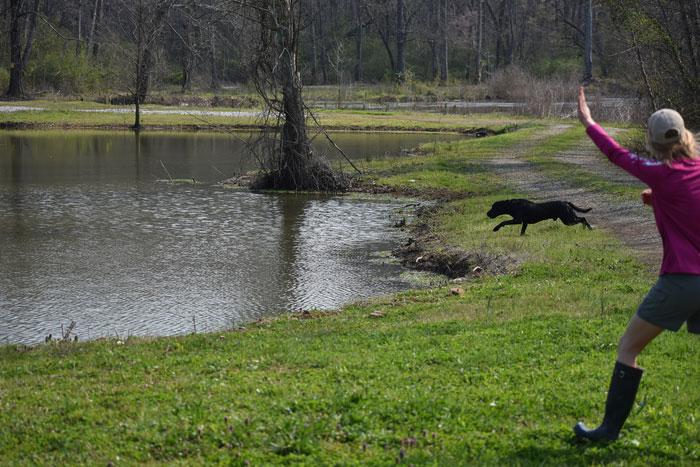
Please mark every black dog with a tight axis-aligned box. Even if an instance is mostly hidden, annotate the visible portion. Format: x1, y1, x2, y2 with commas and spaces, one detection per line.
487, 198, 592, 235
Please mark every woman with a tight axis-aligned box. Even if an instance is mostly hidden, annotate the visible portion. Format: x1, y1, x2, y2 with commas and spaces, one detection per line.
575, 87, 700, 441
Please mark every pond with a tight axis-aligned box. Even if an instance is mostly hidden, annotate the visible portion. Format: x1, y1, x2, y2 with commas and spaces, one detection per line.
0, 131, 460, 344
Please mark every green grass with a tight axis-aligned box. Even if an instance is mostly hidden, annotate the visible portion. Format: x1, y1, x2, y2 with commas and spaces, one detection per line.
367, 125, 542, 194
1, 121, 698, 465
0, 99, 527, 133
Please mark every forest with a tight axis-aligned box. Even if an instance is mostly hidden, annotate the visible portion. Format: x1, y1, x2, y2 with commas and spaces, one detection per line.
2, 0, 699, 124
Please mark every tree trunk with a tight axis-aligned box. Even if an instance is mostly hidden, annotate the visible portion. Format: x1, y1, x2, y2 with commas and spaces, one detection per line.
632, 32, 657, 111
679, 0, 700, 75
352, 0, 364, 82
21, 0, 41, 69
181, 23, 194, 92
583, 0, 593, 83
517, 0, 535, 62
133, 0, 144, 130
506, 0, 515, 65
486, 1, 505, 68
310, 21, 319, 83
377, 14, 396, 73
252, 0, 343, 191
92, 0, 103, 58
428, 0, 438, 80
280, 2, 311, 182
209, 27, 219, 90
76, 0, 83, 56
137, 49, 153, 103
5, 0, 41, 98
87, 0, 100, 60
396, 0, 406, 78
439, 0, 448, 82
315, 0, 329, 84
7, 0, 24, 97
475, 0, 483, 83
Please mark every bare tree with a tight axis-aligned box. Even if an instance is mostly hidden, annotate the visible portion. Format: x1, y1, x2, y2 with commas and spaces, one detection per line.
475, 0, 483, 83
369, 0, 424, 81
603, 0, 700, 123
112, 0, 173, 129
439, 0, 448, 82
396, 0, 406, 78
171, 0, 199, 92
208, 25, 220, 90
351, 0, 368, 82
4, 0, 42, 98
250, 0, 348, 190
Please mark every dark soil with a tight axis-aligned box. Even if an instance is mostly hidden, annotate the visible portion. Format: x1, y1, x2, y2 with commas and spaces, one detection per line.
392, 204, 518, 279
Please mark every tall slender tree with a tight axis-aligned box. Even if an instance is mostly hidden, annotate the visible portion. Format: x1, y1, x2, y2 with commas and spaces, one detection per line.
115, 0, 173, 129
4, 0, 42, 98
475, 0, 483, 83
439, 0, 449, 82
583, 0, 593, 83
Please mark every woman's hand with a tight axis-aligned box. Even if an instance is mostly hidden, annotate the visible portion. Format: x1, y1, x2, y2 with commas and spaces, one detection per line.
641, 189, 653, 206
577, 87, 596, 128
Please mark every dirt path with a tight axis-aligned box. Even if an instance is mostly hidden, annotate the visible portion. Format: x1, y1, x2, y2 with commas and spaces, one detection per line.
486, 124, 661, 270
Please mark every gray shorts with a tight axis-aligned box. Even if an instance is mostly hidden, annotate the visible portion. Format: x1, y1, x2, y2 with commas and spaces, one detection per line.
637, 274, 700, 334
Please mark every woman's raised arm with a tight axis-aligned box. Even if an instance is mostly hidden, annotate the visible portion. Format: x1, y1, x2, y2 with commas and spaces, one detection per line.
577, 87, 596, 128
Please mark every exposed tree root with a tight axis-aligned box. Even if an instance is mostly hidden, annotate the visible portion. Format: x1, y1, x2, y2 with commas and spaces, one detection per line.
393, 204, 518, 279
250, 157, 352, 192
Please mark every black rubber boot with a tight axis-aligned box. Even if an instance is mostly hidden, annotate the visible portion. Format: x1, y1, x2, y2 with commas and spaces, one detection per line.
574, 361, 644, 442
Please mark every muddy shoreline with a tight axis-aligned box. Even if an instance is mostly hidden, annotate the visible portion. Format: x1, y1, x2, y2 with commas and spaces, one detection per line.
388, 200, 518, 280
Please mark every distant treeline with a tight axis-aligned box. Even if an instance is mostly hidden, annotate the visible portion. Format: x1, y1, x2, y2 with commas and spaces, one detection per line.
1, 1, 698, 122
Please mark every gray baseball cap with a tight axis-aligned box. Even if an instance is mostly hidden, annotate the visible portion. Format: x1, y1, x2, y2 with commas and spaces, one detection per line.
647, 108, 685, 144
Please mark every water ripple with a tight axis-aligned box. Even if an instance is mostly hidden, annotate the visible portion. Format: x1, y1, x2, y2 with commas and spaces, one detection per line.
0, 186, 409, 344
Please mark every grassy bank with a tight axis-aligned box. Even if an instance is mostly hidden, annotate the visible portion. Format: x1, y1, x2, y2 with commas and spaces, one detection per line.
1, 121, 698, 465
0, 99, 525, 133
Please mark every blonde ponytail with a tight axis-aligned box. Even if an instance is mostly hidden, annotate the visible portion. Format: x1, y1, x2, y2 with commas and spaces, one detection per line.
647, 129, 699, 162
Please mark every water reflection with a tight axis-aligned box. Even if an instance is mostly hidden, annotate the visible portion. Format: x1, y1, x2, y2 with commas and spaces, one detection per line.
0, 130, 459, 185
0, 131, 456, 344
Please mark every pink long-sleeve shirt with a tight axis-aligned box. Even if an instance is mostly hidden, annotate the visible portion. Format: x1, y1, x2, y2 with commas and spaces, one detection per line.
586, 123, 700, 275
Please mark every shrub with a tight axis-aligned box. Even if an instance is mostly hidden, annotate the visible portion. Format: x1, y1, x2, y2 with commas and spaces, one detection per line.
24, 27, 107, 95
486, 66, 572, 118
27, 51, 104, 94
486, 65, 645, 122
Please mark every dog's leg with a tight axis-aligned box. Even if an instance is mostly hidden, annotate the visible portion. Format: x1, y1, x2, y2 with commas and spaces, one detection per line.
568, 216, 593, 229
493, 219, 520, 232
520, 223, 528, 236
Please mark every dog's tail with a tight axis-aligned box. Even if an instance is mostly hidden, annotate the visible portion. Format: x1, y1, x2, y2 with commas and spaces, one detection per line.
568, 202, 592, 213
